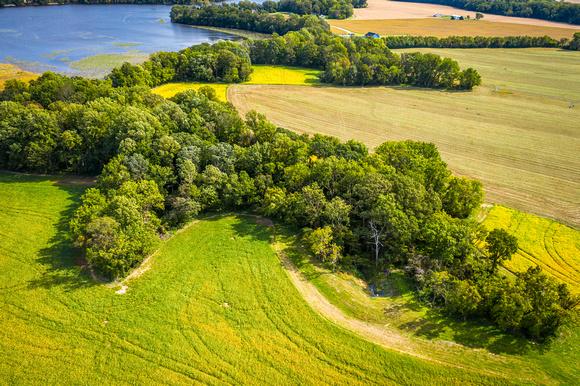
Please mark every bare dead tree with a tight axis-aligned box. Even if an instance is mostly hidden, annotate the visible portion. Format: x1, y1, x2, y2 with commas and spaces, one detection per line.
368, 219, 384, 268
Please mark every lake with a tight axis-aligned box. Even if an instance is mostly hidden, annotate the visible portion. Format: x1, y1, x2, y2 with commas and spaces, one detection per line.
0, 4, 239, 76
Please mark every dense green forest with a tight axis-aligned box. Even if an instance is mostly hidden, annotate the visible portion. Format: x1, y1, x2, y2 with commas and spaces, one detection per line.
393, 0, 580, 25
0, 62, 575, 341
171, 0, 364, 22
170, 4, 329, 35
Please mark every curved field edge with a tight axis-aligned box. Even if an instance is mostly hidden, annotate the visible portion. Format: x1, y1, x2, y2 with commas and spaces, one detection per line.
483, 205, 580, 292
275, 220, 580, 385
0, 173, 508, 385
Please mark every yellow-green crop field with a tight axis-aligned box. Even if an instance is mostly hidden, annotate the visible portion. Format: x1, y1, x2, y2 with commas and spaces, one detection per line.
230, 48, 580, 227
0, 172, 514, 384
244, 65, 320, 85
152, 82, 230, 101
152, 65, 320, 100
483, 205, 580, 292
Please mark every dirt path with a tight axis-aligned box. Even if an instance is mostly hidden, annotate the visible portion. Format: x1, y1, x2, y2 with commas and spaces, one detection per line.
331, 25, 354, 34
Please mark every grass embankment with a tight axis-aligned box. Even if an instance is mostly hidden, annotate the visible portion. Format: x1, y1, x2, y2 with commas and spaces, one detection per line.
229, 48, 580, 226
0, 63, 38, 89
69, 51, 149, 77
0, 173, 512, 384
329, 18, 579, 39
152, 65, 321, 101
483, 205, 580, 292
278, 207, 580, 384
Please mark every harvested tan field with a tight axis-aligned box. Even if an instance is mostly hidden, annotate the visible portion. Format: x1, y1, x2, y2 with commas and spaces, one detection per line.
229, 48, 580, 226
355, 0, 580, 29
329, 18, 579, 38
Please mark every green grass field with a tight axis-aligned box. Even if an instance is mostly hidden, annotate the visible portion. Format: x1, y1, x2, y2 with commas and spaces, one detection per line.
230, 48, 580, 227
69, 51, 149, 77
0, 173, 518, 384
483, 205, 580, 292
152, 65, 321, 100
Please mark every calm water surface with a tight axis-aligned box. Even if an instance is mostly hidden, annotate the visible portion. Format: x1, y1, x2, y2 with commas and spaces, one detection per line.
0, 5, 238, 75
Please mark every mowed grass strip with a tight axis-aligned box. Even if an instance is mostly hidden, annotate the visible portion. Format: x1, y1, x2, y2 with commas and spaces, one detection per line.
229, 48, 580, 226
0, 173, 511, 384
484, 205, 580, 291
328, 18, 579, 39
152, 65, 321, 100
0, 63, 38, 89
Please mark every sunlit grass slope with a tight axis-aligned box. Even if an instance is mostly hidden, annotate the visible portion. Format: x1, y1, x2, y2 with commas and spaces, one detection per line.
483, 205, 580, 292
0, 63, 38, 89
0, 173, 509, 384
152, 65, 320, 100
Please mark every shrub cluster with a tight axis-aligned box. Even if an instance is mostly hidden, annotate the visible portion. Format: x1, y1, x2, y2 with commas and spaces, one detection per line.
393, 0, 580, 25
565, 32, 580, 50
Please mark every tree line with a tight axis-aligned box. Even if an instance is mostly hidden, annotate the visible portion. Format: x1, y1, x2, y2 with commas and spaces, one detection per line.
383, 34, 571, 49
170, 4, 330, 35
393, 0, 580, 25
0, 72, 575, 340
172, 0, 365, 23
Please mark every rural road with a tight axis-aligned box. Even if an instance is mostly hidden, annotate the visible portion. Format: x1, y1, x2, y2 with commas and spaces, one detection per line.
331, 26, 354, 34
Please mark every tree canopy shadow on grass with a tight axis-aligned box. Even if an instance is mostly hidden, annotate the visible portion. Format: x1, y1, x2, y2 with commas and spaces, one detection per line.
12, 175, 101, 292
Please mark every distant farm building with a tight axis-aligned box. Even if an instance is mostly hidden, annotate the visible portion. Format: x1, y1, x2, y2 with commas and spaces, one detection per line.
433, 13, 465, 20
365, 32, 380, 39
